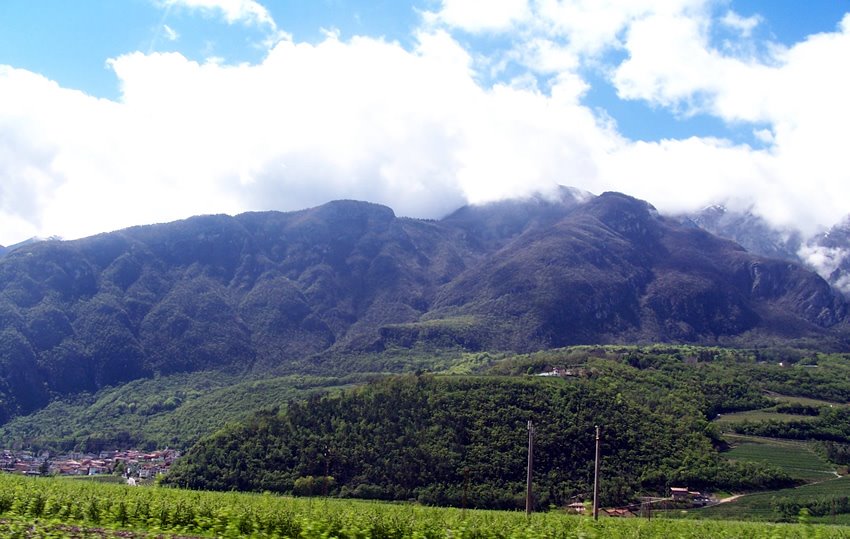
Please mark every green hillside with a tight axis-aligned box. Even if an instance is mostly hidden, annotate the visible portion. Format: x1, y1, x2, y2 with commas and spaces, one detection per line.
5, 343, 850, 522
0, 371, 362, 450
165, 370, 793, 509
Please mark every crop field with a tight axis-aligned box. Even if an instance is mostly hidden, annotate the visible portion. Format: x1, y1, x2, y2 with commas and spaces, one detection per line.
696, 475, 850, 521
722, 435, 837, 481
2, 474, 850, 538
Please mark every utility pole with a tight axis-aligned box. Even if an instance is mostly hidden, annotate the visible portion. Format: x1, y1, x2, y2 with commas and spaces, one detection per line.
526, 420, 534, 516
462, 467, 469, 517
323, 446, 332, 497
593, 425, 600, 521
641, 497, 652, 520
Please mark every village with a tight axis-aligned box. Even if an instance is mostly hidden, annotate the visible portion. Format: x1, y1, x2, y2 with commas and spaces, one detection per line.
565, 487, 714, 518
0, 448, 180, 481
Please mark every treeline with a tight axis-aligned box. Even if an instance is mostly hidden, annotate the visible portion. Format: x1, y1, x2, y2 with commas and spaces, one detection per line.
772, 496, 850, 520
165, 374, 792, 509
483, 345, 815, 418
735, 407, 850, 443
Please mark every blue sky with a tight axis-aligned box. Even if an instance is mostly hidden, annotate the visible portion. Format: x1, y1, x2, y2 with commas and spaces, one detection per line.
0, 1, 428, 102
1, 0, 850, 248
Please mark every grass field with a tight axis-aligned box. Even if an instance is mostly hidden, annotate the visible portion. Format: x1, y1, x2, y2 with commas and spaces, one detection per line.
2, 474, 850, 538
713, 392, 849, 431
721, 434, 837, 481
767, 394, 850, 407
714, 410, 819, 427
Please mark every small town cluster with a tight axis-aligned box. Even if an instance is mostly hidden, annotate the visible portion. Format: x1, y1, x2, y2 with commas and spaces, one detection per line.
0, 448, 180, 480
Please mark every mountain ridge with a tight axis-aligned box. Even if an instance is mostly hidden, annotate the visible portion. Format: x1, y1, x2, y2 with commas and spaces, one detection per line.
0, 189, 848, 424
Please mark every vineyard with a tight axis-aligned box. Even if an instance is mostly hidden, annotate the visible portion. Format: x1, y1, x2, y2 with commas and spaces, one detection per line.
721, 435, 837, 482
2, 475, 850, 538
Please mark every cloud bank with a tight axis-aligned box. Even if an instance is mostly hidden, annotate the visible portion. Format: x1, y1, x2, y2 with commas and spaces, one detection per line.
1, 0, 849, 248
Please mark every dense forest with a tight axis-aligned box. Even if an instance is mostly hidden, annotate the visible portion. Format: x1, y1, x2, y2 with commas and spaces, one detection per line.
166, 348, 814, 509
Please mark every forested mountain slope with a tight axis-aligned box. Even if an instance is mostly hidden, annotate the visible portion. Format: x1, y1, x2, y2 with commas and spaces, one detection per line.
165, 370, 793, 509
0, 190, 847, 423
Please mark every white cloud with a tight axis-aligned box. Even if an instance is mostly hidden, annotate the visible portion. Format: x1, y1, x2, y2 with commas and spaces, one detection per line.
160, 0, 277, 30
798, 243, 850, 294
753, 128, 774, 145
2, 30, 616, 244
163, 24, 179, 41
429, 0, 711, 63
533, 0, 707, 58
610, 10, 850, 234
720, 10, 761, 37
1, 1, 850, 255
426, 0, 530, 33
799, 243, 847, 278
423, 1, 850, 240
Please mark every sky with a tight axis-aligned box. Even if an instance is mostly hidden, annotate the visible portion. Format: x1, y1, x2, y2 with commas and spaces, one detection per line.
1, 0, 850, 248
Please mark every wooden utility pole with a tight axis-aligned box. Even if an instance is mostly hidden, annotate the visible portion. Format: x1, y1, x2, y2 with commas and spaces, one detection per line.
641, 497, 652, 520
323, 446, 331, 497
462, 467, 469, 517
526, 420, 534, 516
593, 425, 600, 520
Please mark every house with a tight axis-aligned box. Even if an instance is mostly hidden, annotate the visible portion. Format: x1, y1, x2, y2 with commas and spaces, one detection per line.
536, 367, 587, 377
670, 487, 707, 506
13, 462, 38, 474
670, 487, 690, 501
565, 502, 587, 514
88, 465, 110, 476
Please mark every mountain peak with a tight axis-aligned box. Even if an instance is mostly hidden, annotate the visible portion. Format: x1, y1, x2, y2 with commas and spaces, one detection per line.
0, 191, 848, 424
441, 185, 594, 249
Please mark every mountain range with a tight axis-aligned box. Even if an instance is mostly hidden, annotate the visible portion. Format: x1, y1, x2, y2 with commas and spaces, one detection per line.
1, 188, 848, 425
683, 206, 850, 295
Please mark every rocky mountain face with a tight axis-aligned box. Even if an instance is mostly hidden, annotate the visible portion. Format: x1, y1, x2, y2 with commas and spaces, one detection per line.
684, 206, 850, 296
0, 191, 847, 423
684, 206, 803, 262
810, 218, 850, 293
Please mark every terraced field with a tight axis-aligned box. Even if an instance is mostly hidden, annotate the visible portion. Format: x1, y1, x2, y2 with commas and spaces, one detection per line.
722, 435, 837, 482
